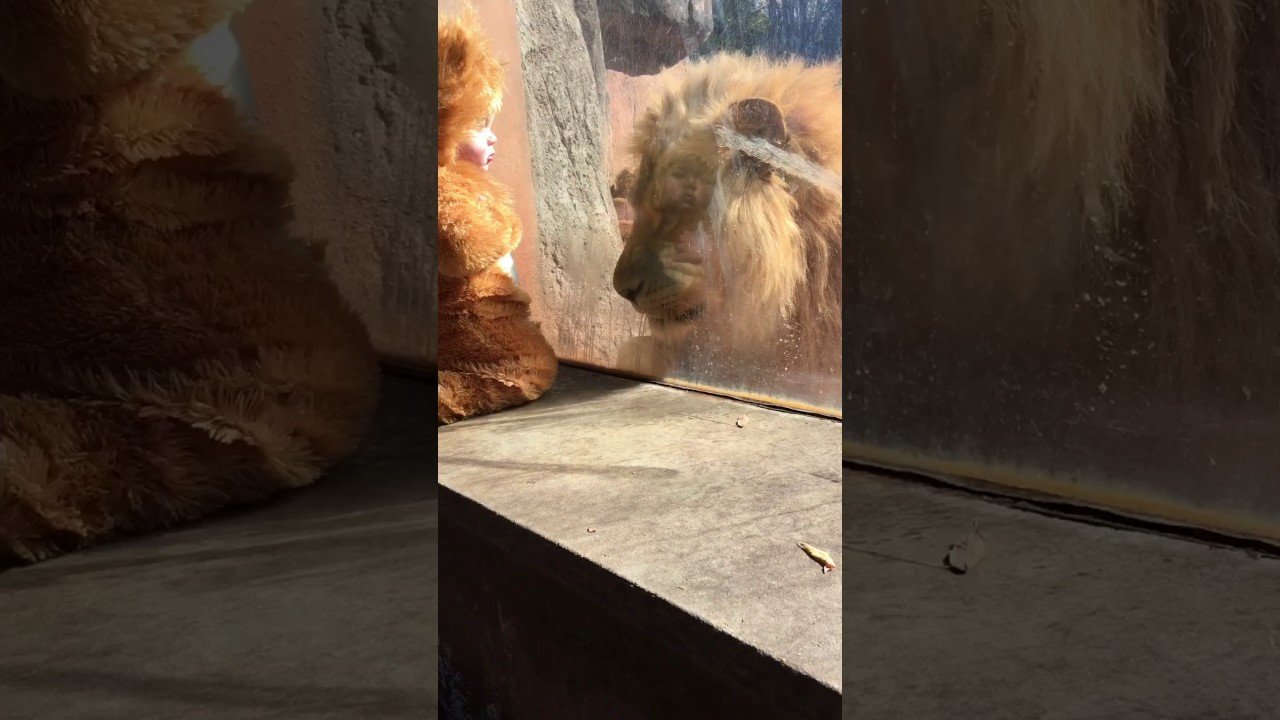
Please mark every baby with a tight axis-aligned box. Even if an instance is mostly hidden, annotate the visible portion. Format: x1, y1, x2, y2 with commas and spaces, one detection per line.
437, 5, 556, 424
455, 116, 497, 169
454, 115, 516, 279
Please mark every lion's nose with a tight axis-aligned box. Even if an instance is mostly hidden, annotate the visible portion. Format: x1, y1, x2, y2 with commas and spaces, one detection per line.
616, 279, 645, 304
613, 243, 647, 303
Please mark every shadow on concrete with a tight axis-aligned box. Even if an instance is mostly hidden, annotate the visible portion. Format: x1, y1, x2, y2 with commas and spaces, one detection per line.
0, 663, 423, 717
843, 465, 1280, 719
0, 372, 437, 720
438, 455, 681, 480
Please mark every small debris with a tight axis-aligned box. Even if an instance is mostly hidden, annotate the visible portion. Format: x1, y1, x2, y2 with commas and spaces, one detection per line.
943, 524, 987, 574
736, 415, 748, 428
797, 542, 837, 574
587, 527, 598, 533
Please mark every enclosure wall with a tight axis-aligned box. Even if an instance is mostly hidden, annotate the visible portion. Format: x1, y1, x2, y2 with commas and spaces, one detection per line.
237, 0, 436, 370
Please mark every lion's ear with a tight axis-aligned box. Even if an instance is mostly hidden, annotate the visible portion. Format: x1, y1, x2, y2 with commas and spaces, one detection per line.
725, 97, 789, 180
727, 97, 788, 147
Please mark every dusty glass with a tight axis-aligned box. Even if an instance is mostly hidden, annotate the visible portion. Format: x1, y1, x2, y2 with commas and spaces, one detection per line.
474, 0, 844, 415
847, 1, 1280, 544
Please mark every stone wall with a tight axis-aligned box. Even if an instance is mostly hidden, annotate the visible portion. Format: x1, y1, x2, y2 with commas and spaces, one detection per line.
236, 0, 435, 370
604, 62, 689, 185
599, 0, 713, 74
513, 0, 645, 367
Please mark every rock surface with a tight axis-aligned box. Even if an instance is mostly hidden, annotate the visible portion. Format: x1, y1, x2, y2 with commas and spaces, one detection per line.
599, 0, 714, 75
236, 0, 435, 368
605, 62, 689, 180
514, 0, 644, 366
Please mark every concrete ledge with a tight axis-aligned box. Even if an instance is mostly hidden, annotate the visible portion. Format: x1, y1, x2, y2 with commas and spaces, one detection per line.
439, 366, 842, 719
844, 466, 1280, 719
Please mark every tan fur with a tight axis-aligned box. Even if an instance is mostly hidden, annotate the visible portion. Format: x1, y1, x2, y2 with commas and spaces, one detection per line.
852, 0, 1280, 390
0, 0, 254, 99
0, 1, 380, 564
612, 54, 842, 385
437, 6, 557, 425
438, 3, 504, 168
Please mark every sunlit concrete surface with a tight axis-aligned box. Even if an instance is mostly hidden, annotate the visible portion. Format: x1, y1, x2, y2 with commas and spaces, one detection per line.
844, 466, 1280, 720
439, 365, 841, 719
0, 375, 436, 720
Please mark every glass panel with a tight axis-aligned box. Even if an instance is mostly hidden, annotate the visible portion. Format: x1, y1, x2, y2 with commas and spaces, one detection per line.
448, 0, 844, 415
847, 1, 1280, 542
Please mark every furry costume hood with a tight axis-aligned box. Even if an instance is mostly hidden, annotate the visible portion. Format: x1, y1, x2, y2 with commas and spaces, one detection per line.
436, 4, 520, 278
438, 4, 505, 167
0, 0, 250, 99
435, 6, 557, 423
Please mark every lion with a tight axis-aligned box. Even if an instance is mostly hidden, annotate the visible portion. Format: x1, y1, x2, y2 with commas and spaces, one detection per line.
610, 53, 842, 408
0, 0, 380, 564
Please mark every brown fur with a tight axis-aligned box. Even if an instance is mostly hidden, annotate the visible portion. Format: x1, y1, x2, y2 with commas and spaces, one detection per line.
851, 0, 1280, 396
0, 0, 380, 564
437, 5, 557, 425
611, 54, 842, 394
0, 0, 254, 99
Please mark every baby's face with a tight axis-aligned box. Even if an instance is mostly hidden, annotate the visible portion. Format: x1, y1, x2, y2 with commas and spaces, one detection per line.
457, 117, 497, 170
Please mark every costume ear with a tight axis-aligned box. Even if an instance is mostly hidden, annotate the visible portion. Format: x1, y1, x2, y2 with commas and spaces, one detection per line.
614, 197, 635, 222
724, 97, 789, 180
610, 168, 636, 201
613, 197, 635, 243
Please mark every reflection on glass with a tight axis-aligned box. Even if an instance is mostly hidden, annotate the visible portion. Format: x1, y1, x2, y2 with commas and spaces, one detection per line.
848, 1, 1280, 541
605, 12, 843, 414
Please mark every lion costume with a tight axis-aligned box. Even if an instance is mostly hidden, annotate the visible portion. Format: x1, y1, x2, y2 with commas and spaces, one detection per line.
437, 7, 557, 425
0, 0, 381, 564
